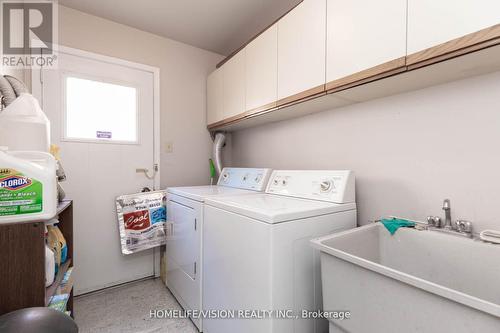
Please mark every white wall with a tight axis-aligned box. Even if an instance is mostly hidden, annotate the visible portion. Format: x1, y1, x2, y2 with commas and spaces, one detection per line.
58, 6, 224, 188
231, 71, 500, 233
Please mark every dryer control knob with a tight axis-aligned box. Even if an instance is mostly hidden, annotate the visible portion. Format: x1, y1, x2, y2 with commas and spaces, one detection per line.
320, 180, 333, 192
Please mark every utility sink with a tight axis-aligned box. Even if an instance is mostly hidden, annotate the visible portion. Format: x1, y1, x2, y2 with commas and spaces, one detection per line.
311, 222, 500, 333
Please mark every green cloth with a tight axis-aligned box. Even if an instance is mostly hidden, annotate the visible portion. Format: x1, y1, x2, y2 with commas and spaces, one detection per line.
381, 218, 415, 235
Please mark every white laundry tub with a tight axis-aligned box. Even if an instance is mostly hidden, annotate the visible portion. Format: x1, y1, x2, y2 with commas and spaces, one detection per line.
311, 222, 500, 333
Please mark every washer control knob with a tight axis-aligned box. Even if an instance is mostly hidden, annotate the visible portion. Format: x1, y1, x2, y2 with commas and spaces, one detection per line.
222, 173, 229, 182
320, 180, 333, 192
282, 179, 287, 186
273, 179, 279, 186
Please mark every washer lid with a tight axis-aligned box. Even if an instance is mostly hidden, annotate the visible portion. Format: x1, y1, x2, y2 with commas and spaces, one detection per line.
168, 186, 254, 202
205, 193, 356, 224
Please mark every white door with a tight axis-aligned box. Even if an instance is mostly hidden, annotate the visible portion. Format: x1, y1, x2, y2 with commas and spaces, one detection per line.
32, 47, 160, 295
207, 67, 224, 125
277, 0, 326, 101
223, 49, 246, 119
245, 23, 278, 112
326, 0, 407, 82
407, 0, 500, 54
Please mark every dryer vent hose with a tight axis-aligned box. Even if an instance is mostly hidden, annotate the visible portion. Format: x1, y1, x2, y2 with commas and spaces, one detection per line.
212, 132, 226, 177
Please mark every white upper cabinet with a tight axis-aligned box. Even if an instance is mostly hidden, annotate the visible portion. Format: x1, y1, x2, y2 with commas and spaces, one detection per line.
207, 67, 224, 125
223, 49, 246, 118
245, 24, 278, 111
326, 0, 407, 83
277, 0, 327, 101
408, 0, 500, 54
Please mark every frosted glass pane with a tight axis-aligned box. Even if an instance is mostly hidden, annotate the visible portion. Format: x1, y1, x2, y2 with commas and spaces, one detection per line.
65, 76, 137, 142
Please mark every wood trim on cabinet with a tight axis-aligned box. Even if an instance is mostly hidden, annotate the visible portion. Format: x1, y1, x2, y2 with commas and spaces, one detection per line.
276, 84, 326, 108
216, 1, 304, 68
246, 101, 278, 116
207, 113, 246, 130
407, 24, 500, 69
326, 57, 407, 93
207, 101, 278, 130
208, 85, 328, 130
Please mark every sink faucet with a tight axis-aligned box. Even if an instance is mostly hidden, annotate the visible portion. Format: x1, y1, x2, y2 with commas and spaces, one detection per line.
442, 199, 452, 229
427, 199, 473, 238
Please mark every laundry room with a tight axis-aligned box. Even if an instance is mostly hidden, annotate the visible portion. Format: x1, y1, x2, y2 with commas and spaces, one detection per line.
0, 1, 499, 332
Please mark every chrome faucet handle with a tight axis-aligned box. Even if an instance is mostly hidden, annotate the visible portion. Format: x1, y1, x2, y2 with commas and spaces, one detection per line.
426, 216, 434, 226
427, 216, 442, 228
454, 220, 473, 234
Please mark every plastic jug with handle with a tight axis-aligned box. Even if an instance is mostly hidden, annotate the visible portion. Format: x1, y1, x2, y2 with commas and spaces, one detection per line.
0, 148, 57, 223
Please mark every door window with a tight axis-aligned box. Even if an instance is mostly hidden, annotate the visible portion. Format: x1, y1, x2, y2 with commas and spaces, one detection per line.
64, 76, 138, 143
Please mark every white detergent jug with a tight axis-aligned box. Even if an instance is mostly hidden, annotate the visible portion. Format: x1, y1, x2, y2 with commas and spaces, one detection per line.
0, 94, 50, 152
0, 149, 57, 223
45, 243, 56, 287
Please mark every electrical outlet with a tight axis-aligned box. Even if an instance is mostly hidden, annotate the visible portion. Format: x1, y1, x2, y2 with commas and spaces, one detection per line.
165, 142, 174, 153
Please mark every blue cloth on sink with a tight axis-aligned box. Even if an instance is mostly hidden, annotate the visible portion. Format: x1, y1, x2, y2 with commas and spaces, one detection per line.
381, 218, 415, 235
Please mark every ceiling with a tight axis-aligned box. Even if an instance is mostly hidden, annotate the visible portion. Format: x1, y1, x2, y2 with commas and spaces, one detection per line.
58, 0, 301, 56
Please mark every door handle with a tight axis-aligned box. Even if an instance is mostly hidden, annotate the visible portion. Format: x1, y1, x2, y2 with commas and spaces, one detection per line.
136, 164, 158, 180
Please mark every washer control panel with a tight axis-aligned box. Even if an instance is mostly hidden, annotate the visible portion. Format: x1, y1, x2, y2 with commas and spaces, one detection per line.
266, 170, 355, 203
217, 168, 272, 191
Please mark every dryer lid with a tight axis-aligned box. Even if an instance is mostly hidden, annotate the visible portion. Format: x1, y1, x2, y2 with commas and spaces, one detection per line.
167, 167, 272, 202
168, 186, 253, 202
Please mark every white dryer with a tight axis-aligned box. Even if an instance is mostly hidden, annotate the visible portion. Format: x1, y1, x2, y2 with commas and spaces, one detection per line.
202, 170, 356, 333
166, 167, 272, 331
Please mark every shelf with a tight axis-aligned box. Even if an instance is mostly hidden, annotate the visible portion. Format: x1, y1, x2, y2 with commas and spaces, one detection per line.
57, 200, 72, 216
0, 200, 74, 317
45, 259, 72, 306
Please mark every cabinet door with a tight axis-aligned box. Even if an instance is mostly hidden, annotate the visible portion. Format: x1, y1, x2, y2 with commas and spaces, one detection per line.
207, 67, 224, 125
223, 49, 246, 119
245, 24, 278, 112
277, 0, 326, 103
408, 0, 500, 54
326, 0, 407, 86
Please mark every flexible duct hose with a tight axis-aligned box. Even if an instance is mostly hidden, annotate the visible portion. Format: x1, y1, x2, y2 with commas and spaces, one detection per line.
212, 132, 226, 177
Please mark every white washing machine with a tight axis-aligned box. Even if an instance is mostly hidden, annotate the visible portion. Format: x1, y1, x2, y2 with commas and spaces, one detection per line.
166, 167, 272, 331
202, 170, 356, 333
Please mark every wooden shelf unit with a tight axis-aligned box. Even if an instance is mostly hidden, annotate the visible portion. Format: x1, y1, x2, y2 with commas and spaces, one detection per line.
0, 200, 74, 317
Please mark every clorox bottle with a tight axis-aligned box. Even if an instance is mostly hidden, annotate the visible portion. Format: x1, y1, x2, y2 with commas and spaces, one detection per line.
0, 148, 57, 223
0, 94, 50, 152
